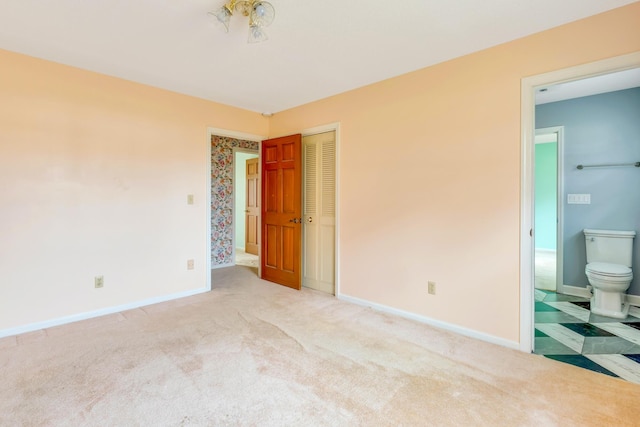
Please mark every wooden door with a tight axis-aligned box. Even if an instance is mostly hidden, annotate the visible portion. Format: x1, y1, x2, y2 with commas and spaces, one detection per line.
302, 131, 336, 294
261, 134, 302, 289
245, 157, 259, 255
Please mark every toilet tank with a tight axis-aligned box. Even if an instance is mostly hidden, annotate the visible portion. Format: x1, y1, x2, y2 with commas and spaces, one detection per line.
584, 229, 636, 267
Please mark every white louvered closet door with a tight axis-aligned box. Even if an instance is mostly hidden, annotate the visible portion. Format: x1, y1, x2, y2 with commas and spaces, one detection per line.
302, 131, 336, 294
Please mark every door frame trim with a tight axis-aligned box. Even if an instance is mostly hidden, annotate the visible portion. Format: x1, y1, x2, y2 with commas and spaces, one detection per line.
519, 52, 640, 353
301, 122, 341, 297
207, 128, 266, 279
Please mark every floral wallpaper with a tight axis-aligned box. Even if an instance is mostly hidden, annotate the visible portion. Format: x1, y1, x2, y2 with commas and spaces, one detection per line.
211, 135, 259, 266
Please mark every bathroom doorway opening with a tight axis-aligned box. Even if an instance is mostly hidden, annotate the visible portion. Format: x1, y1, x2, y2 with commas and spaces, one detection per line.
519, 52, 640, 353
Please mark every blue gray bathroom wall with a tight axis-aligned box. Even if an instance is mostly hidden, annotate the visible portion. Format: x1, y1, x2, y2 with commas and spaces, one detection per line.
536, 87, 640, 296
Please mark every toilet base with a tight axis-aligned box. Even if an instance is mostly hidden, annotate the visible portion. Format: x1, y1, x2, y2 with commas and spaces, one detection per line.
590, 289, 630, 319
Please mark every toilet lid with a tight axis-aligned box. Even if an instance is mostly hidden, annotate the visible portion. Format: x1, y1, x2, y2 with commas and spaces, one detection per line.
586, 262, 632, 277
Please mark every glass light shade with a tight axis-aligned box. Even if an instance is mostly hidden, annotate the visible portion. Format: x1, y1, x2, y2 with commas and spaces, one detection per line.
250, 1, 275, 27
248, 25, 268, 43
209, 6, 232, 32
255, 4, 266, 16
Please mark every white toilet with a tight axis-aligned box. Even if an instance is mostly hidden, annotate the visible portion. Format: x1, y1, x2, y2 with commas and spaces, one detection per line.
584, 229, 636, 319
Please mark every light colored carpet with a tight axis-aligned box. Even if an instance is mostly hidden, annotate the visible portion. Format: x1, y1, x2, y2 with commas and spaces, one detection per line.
1, 266, 639, 426
236, 248, 259, 268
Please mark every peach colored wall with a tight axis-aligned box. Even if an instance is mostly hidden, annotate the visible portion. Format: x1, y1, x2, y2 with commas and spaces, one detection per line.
270, 4, 640, 343
0, 49, 267, 332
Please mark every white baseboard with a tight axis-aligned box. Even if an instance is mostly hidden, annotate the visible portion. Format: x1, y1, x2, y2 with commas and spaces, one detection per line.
626, 294, 640, 307
535, 248, 556, 254
0, 287, 209, 339
560, 284, 640, 307
559, 284, 592, 299
337, 294, 519, 351
211, 262, 234, 270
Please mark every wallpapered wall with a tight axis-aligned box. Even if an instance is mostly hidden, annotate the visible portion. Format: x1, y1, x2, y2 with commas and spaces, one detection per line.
211, 135, 259, 266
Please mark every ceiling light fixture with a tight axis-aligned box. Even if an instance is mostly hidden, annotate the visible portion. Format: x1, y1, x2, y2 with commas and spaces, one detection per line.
210, 1, 275, 43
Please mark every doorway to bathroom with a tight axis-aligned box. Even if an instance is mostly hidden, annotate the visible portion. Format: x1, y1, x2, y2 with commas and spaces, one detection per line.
520, 52, 640, 353
522, 55, 640, 381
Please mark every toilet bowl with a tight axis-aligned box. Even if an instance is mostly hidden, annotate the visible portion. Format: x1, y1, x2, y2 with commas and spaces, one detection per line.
583, 229, 636, 319
585, 262, 633, 319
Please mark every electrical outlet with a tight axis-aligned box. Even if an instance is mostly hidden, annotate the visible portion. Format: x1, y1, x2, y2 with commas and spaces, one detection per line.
187, 259, 194, 270
95, 276, 104, 289
428, 281, 436, 295
187, 194, 194, 205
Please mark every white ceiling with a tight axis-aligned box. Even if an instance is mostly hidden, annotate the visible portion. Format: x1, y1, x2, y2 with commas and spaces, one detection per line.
0, 0, 637, 114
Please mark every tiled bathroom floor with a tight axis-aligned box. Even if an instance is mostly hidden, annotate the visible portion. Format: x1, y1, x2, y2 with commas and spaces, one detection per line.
534, 289, 640, 383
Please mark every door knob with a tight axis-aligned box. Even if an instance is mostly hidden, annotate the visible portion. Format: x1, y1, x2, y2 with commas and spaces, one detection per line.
306, 217, 313, 223
289, 218, 300, 224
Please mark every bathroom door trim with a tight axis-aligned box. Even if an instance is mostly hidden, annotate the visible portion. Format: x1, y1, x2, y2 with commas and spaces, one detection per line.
535, 126, 565, 295
519, 52, 640, 353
